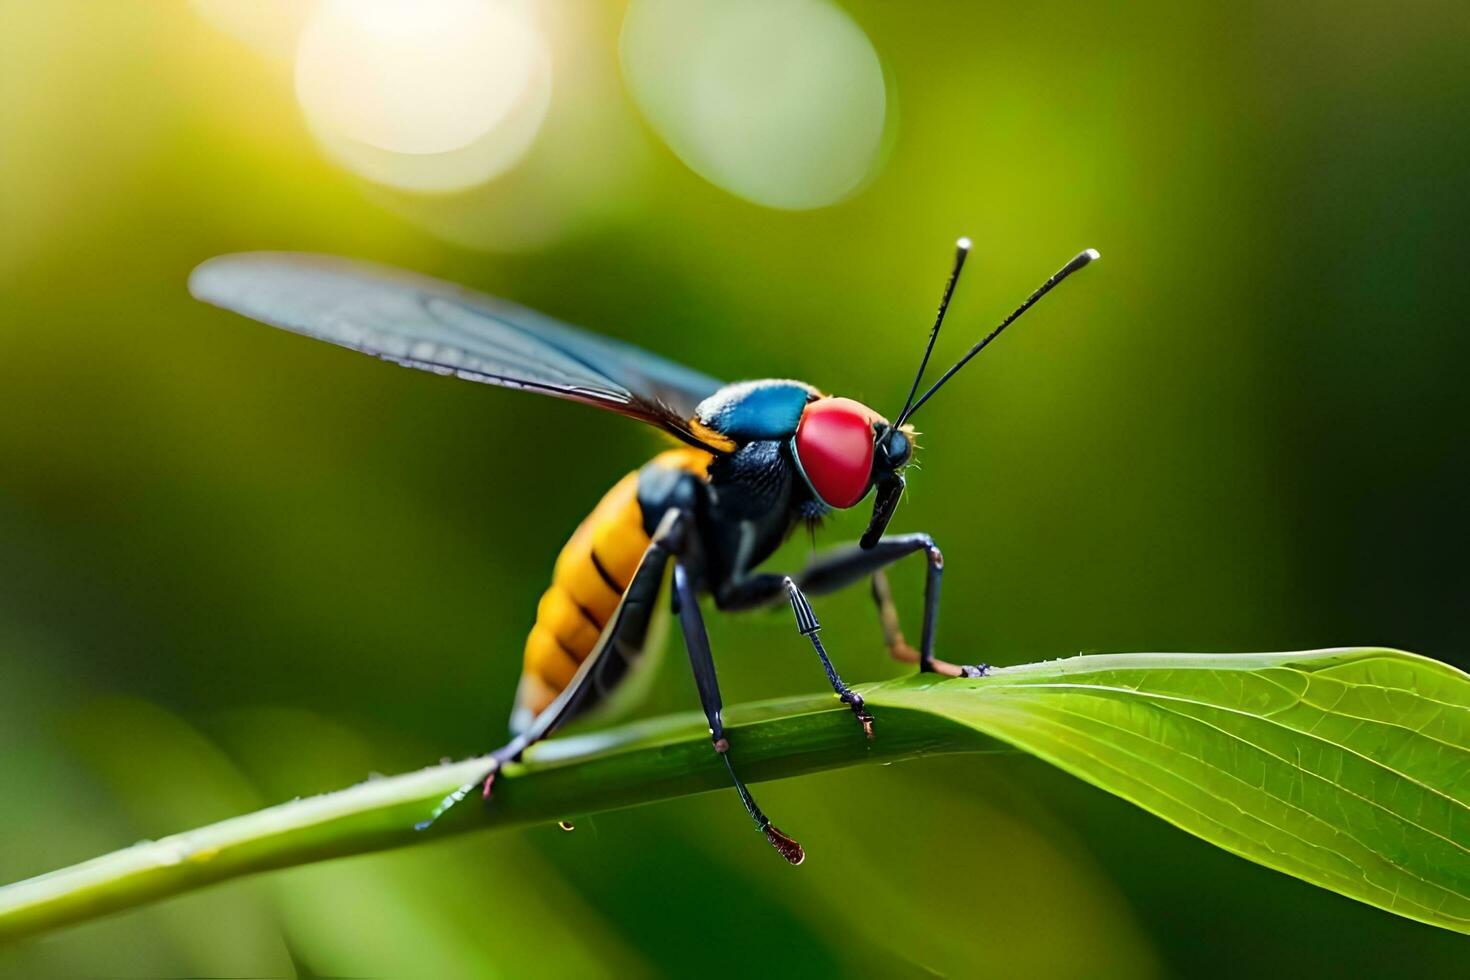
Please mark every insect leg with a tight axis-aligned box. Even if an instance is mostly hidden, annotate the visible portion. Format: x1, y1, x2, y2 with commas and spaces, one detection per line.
416, 526, 675, 832
782, 577, 874, 737
673, 557, 805, 865
710, 573, 871, 736
870, 569, 920, 665
795, 534, 988, 678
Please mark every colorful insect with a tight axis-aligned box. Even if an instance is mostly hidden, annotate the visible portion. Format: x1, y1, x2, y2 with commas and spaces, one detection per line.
190, 239, 1099, 863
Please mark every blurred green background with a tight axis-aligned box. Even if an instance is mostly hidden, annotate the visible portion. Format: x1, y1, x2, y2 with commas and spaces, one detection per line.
3, 1, 1467, 976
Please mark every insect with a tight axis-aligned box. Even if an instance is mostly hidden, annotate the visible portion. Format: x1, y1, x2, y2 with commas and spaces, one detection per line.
190, 239, 1099, 863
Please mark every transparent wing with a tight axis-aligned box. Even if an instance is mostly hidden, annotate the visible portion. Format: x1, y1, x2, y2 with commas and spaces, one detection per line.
190, 252, 725, 444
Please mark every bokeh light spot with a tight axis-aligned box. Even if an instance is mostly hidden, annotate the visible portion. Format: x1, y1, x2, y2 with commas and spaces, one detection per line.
621, 0, 888, 210
362, 0, 656, 253
295, 0, 552, 192
190, 0, 315, 64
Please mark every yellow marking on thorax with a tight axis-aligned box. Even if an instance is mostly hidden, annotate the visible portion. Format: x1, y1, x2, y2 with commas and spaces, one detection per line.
517, 449, 714, 716
688, 418, 737, 452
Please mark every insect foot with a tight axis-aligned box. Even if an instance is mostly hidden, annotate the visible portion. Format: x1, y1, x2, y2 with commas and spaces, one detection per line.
959, 663, 991, 678
842, 691, 876, 739
764, 824, 806, 865
415, 765, 497, 832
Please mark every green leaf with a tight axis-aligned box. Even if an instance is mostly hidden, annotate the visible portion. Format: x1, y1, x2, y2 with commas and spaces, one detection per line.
2, 647, 1465, 941
866, 648, 1469, 933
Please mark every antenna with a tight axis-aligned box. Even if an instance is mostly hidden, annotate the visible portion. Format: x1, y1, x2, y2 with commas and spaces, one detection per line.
897, 248, 1099, 425
895, 237, 971, 425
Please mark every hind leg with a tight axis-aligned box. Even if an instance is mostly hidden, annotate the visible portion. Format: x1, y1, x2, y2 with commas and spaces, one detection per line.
673, 557, 804, 864
415, 525, 676, 831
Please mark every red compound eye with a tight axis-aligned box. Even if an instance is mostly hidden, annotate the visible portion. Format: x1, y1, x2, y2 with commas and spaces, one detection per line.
793, 397, 878, 508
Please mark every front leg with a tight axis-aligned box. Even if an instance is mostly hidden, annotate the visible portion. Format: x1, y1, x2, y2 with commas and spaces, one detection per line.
796, 533, 989, 678
871, 569, 920, 665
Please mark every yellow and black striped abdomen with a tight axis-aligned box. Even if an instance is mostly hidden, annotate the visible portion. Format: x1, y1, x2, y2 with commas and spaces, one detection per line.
516, 448, 713, 719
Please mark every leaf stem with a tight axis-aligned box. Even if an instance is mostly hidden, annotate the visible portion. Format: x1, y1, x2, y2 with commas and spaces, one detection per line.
0, 688, 995, 942
6, 649, 1465, 940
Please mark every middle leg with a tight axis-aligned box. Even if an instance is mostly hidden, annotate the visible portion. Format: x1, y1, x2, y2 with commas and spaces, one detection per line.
796, 533, 989, 678
714, 572, 873, 736
783, 577, 874, 737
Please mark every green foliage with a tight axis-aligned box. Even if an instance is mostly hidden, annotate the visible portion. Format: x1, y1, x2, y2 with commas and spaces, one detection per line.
868, 648, 1470, 933
2, 648, 1464, 943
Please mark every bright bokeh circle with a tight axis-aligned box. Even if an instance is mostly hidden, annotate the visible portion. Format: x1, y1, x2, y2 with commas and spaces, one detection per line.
294, 0, 552, 192
621, 0, 888, 210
